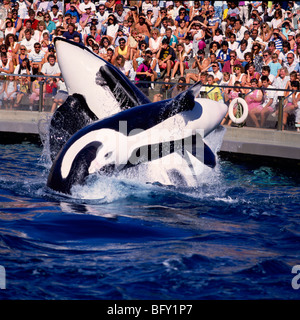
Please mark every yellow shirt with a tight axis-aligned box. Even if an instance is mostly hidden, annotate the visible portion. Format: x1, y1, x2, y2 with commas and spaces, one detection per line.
205, 86, 223, 102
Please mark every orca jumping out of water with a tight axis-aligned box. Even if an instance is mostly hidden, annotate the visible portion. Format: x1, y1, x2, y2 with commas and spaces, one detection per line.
49, 37, 151, 161
47, 38, 227, 195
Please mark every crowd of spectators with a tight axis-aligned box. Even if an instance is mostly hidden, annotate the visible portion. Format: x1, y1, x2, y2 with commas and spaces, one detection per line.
0, 0, 300, 128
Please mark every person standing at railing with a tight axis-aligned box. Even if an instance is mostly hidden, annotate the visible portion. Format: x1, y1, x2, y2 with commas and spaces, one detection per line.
205, 74, 223, 103
29, 72, 45, 109
245, 78, 264, 128
260, 75, 277, 128
282, 81, 300, 130
3, 75, 17, 110
0, 74, 4, 100
14, 76, 30, 108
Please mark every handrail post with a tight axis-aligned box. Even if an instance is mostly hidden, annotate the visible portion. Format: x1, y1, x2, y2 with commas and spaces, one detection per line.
277, 96, 285, 131
38, 80, 44, 112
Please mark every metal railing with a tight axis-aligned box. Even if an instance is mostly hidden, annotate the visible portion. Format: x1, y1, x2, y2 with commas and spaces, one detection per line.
0, 73, 299, 132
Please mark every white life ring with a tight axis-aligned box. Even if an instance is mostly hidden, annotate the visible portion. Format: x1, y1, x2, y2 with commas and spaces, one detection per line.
228, 97, 249, 124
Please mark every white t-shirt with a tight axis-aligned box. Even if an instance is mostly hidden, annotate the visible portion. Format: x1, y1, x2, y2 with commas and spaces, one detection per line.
209, 70, 223, 83
78, 1, 96, 13
20, 37, 36, 53
263, 85, 277, 110
41, 62, 61, 75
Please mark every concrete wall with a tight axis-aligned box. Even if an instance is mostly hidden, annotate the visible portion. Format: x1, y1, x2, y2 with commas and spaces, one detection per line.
0, 110, 299, 162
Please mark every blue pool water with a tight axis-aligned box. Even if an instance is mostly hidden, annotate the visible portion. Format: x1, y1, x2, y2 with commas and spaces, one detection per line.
0, 142, 299, 300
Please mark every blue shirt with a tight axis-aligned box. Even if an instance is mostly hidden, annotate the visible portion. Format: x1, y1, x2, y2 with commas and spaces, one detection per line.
162, 35, 178, 47
217, 48, 231, 62
63, 30, 82, 41
269, 61, 282, 76
65, 9, 81, 23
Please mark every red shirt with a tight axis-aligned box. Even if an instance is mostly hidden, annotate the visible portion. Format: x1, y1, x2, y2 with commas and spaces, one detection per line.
24, 18, 39, 30
222, 59, 241, 74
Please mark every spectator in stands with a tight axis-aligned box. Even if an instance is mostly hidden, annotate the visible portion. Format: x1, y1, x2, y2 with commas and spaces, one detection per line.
14, 76, 30, 108
262, 49, 272, 67
0, 52, 14, 75
149, 28, 162, 55
271, 28, 284, 52
171, 76, 187, 98
206, 6, 220, 39
24, 10, 39, 30
16, 45, 29, 66
78, 0, 96, 14
20, 28, 36, 53
246, 62, 260, 84
229, 64, 246, 87
3, 75, 17, 109
114, 3, 127, 24
34, 0, 49, 13
14, 57, 31, 75
260, 65, 275, 85
65, 3, 81, 23
175, 7, 190, 28
163, 27, 178, 49
208, 62, 223, 84
5, 33, 19, 65
261, 22, 273, 43
233, 18, 247, 43
135, 13, 151, 41
246, 78, 264, 128
171, 42, 189, 79
185, 49, 209, 83
273, 67, 290, 98
10, 10, 22, 38
29, 42, 45, 71
4, 19, 16, 37
135, 56, 155, 91
270, 8, 284, 30
282, 81, 300, 130
33, 21, 48, 43
286, 52, 298, 74
260, 75, 277, 128
29, 72, 45, 107
41, 54, 61, 77
44, 13, 56, 40
114, 37, 130, 61
105, 14, 119, 43
222, 50, 241, 74
217, 40, 231, 66
205, 74, 223, 102
48, 0, 64, 13
156, 38, 176, 78
228, 33, 239, 51
63, 23, 82, 41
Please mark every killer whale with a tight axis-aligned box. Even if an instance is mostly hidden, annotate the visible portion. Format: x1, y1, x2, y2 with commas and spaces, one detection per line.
47, 85, 227, 195
47, 38, 227, 195
49, 37, 151, 161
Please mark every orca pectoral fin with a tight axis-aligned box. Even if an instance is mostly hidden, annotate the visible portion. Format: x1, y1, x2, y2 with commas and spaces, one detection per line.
182, 134, 216, 168
203, 143, 216, 168
97, 64, 150, 110
188, 81, 203, 99
49, 94, 98, 161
